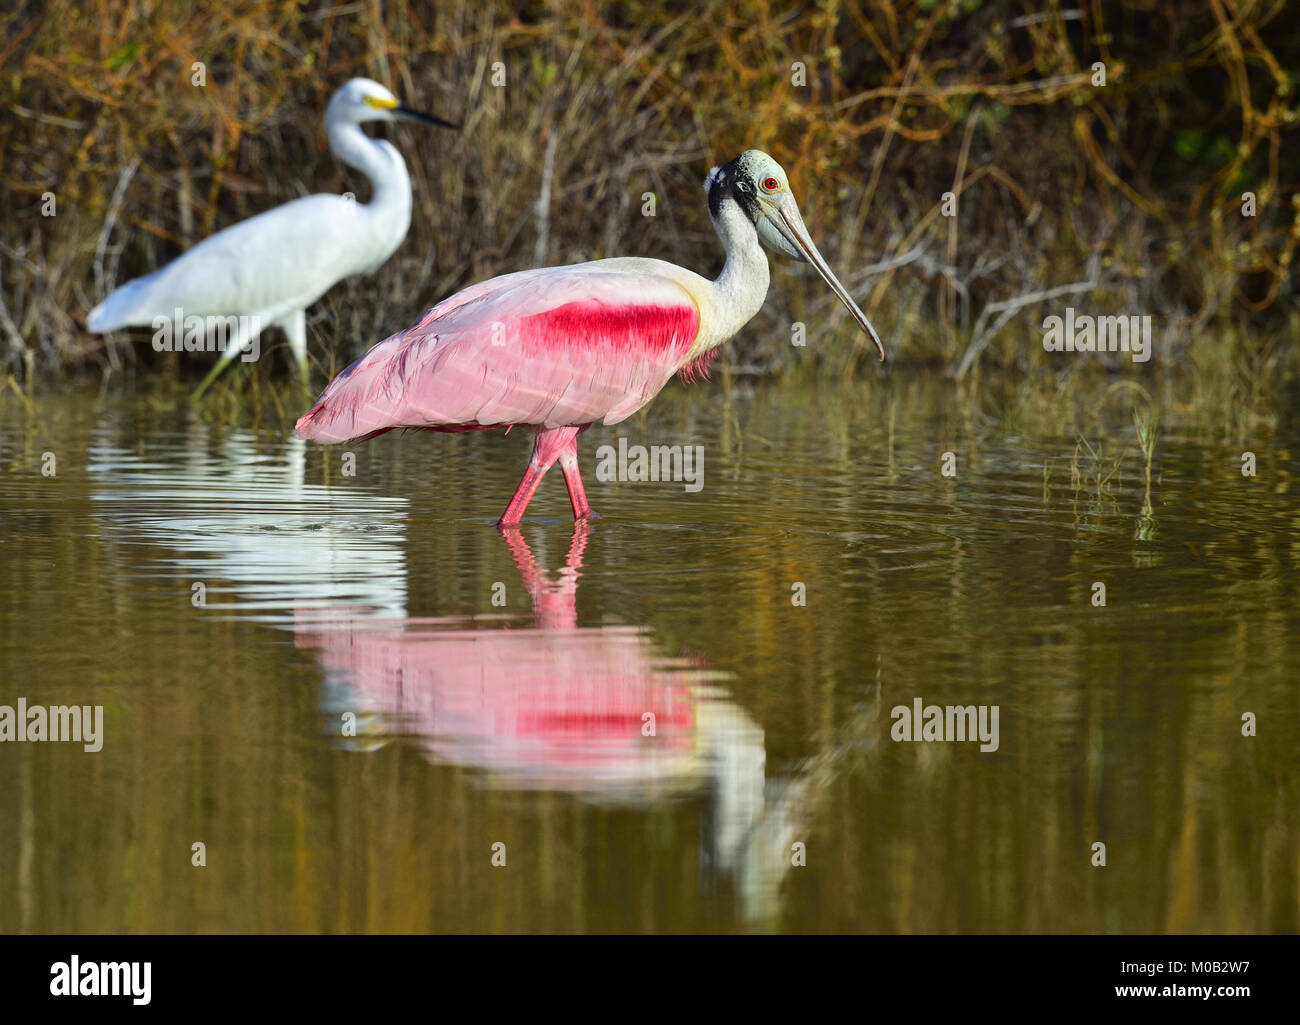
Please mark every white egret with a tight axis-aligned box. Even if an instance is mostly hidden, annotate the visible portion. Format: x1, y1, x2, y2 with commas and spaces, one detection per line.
86, 77, 457, 398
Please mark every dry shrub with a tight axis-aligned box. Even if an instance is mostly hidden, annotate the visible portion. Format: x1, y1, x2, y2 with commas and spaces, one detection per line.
1, 0, 1296, 386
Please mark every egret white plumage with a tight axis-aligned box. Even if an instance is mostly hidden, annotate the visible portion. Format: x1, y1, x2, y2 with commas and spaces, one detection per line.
85, 77, 457, 398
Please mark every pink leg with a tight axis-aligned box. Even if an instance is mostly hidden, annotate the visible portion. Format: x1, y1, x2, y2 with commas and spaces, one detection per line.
560, 449, 595, 520
496, 521, 591, 629
497, 425, 592, 528
497, 464, 548, 528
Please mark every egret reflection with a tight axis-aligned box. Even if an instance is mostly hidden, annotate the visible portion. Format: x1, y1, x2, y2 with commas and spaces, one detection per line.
88, 424, 407, 617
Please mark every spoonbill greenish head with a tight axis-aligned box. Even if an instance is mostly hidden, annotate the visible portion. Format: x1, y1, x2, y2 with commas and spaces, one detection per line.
296, 149, 887, 526
705, 150, 886, 361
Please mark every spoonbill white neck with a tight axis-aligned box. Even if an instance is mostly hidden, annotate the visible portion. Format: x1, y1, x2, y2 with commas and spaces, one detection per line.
704, 188, 772, 349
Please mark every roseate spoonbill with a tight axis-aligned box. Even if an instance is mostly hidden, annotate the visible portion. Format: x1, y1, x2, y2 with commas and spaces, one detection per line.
86, 78, 458, 399
296, 150, 886, 525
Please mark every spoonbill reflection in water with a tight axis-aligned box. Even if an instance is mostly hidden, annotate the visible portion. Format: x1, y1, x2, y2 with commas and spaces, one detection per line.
294, 524, 817, 916
296, 150, 886, 526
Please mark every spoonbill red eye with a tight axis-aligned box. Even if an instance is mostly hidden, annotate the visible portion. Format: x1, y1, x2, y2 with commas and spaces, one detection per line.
762, 177, 779, 192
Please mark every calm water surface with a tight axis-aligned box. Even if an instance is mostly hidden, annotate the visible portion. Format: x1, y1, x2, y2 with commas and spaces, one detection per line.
1, 376, 1297, 933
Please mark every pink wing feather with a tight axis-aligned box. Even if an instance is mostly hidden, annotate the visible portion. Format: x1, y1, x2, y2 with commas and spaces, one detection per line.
296, 266, 702, 444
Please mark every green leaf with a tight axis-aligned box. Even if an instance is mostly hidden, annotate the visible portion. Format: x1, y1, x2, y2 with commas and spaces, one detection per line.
1174, 129, 1204, 160
108, 42, 139, 71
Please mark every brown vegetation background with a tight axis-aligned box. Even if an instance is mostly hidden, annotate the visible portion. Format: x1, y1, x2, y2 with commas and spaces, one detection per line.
2, 0, 1297, 386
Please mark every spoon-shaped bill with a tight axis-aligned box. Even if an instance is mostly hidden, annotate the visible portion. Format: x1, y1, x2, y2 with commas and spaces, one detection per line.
768, 197, 886, 361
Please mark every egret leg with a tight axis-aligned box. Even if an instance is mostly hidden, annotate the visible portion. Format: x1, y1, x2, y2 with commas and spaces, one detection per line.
281, 309, 310, 395
191, 317, 259, 401
497, 425, 588, 528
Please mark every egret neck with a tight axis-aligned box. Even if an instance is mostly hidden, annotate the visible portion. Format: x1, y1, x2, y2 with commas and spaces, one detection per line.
325, 116, 413, 267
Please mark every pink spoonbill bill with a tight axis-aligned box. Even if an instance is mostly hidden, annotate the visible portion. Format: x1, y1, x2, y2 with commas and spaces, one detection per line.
295, 150, 887, 526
